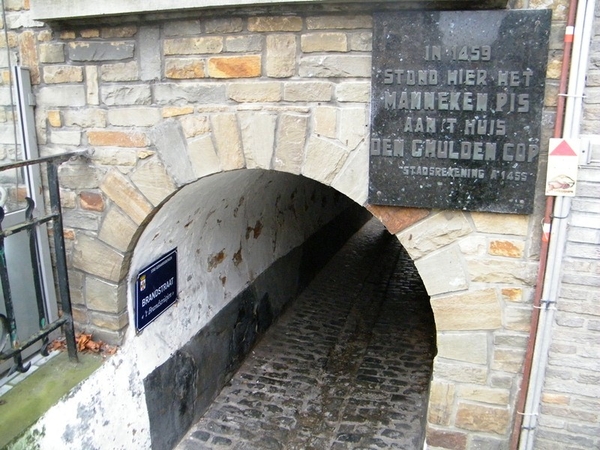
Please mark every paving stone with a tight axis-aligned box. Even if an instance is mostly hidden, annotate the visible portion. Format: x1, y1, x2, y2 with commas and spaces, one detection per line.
175, 220, 435, 449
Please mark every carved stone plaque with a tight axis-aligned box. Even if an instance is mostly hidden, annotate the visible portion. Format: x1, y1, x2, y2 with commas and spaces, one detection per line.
369, 10, 552, 214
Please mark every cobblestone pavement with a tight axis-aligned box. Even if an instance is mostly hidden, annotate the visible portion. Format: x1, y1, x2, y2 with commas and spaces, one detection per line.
176, 219, 436, 450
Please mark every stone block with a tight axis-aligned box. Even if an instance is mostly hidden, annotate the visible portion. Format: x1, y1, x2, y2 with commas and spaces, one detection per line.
455, 403, 510, 435
101, 84, 152, 106
130, 158, 177, 206
60, 189, 76, 209
348, 31, 372, 52
471, 212, 529, 235
313, 106, 337, 139
43, 65, 83, 83
39, 42, 64, 63
73, 233, 126, 282
283, 81, 332, 102
89, 310, 128, 331
504, 306, 532, 332
18, 31, 39, 84
339, 106, 368, 149
86, 276, 126, 314
139, 25, 161, 81
164, 37, 223, 55
49, 129, 81, 146
79, 29, 100, 38
101, 26, 137, 38
492, 348, 525, 373
86, 65, 99, 105
331, 142, 369, 205
205, 17, 243, 34
98, 205, 138, 252
88, 130, 148, 148
302, 135, 347, 185
89, 147, 137, 167
68, 269, 85, 305
100, 169, 153, 225
299, 55, 370, 77
274, 113, 307, 174
266, 34, 296, 78
165, 58, 206, 79
428, 381, 456, 426
153, 82, 226, 105
63, 209, 100, 231
430, 289, 502, 331
187, 135, 222, 178
437, 332, 488, 365
37, 85, 85, 107
466, 259, 538, 284
228, 81, 281, 102
58, 159, 102, 189
79, 191, 105, 212
397, 211, 473, 259
434, 359, 488, 384
426, 427, 467, 450
100, 61, 139, 81
179, 114, 210, 138
301, 32, 348, 53
415, 246, 469, 296
163, 20, 201, 36
458, 385, 510, 406
162, 106, 194, 118
150, 120, 196, 186
47, 110, 61, 127
64, 108, 107, 127
68, 42, 135, 61
225, 35, 263, 52
458, 235, 487, 256
107, 107, 161, 127
207, 55, 261, 78
239, 111, 276, 169
211, 113, 245, 170
306, 15, 372, 30
248, 16, 303, 32
488, 239, 525, 258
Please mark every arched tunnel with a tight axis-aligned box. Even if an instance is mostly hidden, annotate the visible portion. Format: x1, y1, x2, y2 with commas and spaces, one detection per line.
130, 169, 436, 449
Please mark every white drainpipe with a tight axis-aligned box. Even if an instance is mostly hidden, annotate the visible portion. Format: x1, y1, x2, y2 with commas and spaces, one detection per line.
518, 0, 596, 448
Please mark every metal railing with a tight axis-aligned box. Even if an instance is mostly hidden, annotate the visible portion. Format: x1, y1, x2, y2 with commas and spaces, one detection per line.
0, 152, 81, 374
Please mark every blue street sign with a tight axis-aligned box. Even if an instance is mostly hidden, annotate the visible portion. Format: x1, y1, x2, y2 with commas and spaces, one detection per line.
135, 249, 177, 332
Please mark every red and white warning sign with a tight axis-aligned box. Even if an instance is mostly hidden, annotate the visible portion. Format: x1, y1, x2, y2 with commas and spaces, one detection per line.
545, 138, 580, 197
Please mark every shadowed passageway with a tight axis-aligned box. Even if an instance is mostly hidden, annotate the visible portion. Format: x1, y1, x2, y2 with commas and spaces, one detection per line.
176, 219, 436, 449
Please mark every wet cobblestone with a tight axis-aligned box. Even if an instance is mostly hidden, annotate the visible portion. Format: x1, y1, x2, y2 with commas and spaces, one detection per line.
176, 220, 436, 449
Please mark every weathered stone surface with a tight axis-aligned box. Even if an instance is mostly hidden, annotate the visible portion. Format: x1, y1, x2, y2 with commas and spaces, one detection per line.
18, 31, 39, 84
86, 276, 126, 313
283, 81, 332, 102
99, 205, 139, 252
101, 84, 152, 106
37, 85, 86, 106
489, 239, 525, 258
471, 212, 530, 235
207, 55, 261, 78
228, 81, 281, 102
86, 65, 99, 105
299, 55, 370, 77
107, 107, 161, 127
331, 141, 369, 205
313, 106, 337, 139
415, 246, 469, 296
398, 211, 473, 260
306, 15, 372, 30
68, 269, 85, 305
458, 386, 510, 406
428, 381, 456, 426
426, 427, 467, 450
39, 42, 64, 63
239, 111, 276, 169
366, 205, 429, 235
162, 106, 194, 118
73, 233, 126, 282
88, 130, 148, 148
348, 31, 372, 52
89, 147, 137, 167
130, 158, 177, 206
225, 35, 263, 53
153, 82, 226, 105
100, 169, 153, 225
139, 25, 161, 81
274, 113, 307, 174
301, 32, 348, 53
266, 34, 296, 78
47, 110, 61, 127
504, 306, 532, 332
437, 332, 489, 365
205, 17, 244, 34
163, 20, 201, 36
164, 37, 223, 55
466, 259, 538, 284
248, 16, 303, 32
63, 209, 100, 231
493, 348, 526, 373
100, 61, 139, 81
151, 120, 196, 186
89, 310, 128, 331
455, 403, 510, 435
80, 191, 105, 212
430, 289, 502, 331
165, 58, 206, 79
101, 26, 137, 38
179, 114, 210, 138
43, 65, 83, 83
434, 359, 488, 384
68, 42, 135, 61
211, 113, 245, 170
64, 108, 107, 127
187, 135, 222, 178
302, 135, 347, 185
49, 129, 81, 146
339, 106, 368, 149
58, 160, 102, 189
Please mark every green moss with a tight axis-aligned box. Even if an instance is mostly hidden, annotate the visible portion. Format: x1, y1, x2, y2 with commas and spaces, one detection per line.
0, 353, 103, 449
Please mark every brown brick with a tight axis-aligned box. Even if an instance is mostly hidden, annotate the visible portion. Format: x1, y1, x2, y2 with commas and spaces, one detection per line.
88, 130, 148, 148
426, 427, 467, 450
165, 58, 206, 79
208, 55, 261, 78
80, 191, 105, 212
367, 205, 430, 235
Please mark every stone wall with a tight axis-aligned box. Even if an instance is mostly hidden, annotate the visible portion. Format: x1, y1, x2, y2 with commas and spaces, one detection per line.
0, 1, 577, 448
534, 3, 600, 448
